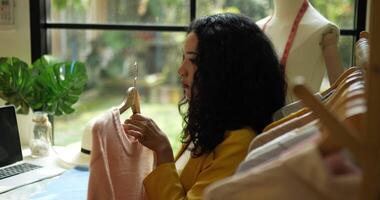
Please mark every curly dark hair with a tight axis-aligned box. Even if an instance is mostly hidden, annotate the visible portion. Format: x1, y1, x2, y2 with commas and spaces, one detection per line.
179, 13, 287, 157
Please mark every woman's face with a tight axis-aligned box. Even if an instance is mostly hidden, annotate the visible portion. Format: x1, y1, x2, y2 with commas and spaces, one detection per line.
178, 32, 198, 99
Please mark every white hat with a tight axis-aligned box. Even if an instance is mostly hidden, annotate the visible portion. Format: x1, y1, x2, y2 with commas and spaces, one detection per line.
56, 119, 94, 168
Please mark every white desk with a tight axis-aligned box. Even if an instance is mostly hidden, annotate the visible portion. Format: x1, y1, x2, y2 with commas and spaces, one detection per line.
0, 146, 71, 200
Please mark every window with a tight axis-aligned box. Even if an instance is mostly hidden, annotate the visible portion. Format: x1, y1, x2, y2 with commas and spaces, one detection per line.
196, 0, 362, 68
30, 0, 366, 152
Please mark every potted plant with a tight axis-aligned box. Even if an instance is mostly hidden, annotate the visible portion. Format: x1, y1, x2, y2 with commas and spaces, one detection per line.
0, 55, 88, 147
0, 55, 87, 115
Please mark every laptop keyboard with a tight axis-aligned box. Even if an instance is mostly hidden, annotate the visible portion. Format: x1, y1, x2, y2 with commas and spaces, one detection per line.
0, 163, 42, 180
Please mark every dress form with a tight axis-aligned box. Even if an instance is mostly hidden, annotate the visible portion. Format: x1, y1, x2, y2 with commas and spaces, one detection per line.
257, 0, 343, 103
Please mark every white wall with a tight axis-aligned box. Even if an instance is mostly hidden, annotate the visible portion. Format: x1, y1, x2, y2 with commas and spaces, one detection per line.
0, 0, 31, 63
0, 0, 32, 146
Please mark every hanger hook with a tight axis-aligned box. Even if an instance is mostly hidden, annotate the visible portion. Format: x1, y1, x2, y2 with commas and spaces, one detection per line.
133, 61, 138, 87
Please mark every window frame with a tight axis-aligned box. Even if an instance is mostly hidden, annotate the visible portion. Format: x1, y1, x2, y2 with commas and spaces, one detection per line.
31, 0, 367, 61
29, 0, 367, 144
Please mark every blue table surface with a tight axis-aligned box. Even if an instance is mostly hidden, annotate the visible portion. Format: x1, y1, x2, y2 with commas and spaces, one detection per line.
30, 166, 89, 200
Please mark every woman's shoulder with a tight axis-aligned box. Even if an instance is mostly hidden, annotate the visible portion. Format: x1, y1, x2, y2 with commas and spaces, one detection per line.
197, 128, 255, 175
213, 128, 256, 157
223, 128, 256, 145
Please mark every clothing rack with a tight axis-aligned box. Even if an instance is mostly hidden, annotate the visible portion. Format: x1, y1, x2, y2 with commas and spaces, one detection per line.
293, 0, 380, 198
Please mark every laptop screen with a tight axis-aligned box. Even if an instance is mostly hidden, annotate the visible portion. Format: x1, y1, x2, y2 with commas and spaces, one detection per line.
0, 105, 22, 167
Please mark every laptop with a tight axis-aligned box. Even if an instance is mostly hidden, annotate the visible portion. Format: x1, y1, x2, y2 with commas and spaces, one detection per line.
0, 105, 65, 194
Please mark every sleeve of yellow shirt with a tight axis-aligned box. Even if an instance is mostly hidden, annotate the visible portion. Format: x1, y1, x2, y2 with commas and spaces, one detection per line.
143, 129, 255, 200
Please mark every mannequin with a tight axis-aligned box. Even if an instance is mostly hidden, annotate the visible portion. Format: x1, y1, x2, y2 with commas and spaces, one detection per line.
257, 0, 343, 103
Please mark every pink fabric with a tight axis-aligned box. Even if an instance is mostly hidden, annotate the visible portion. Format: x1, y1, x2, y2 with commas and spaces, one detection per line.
87, 108, 155, 200
324, 150, 361, 176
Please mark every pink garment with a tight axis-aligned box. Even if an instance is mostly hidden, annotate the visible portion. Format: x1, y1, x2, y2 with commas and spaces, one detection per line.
87, 108, 155, 200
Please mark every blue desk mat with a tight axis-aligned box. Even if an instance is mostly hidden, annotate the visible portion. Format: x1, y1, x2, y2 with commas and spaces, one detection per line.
30, 166, 89, 200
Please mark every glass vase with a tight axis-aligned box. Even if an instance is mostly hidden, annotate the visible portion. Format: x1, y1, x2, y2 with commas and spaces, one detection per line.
29, 111, 52, 157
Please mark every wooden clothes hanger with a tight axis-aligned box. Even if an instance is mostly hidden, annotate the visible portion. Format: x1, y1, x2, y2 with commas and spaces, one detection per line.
292, 1, 380, 198
293, 80, 363, 156
293, 81, 377, 200
264, 66, 362, 132
355, 31, 370, 70
319, 31, 368, 139
118, 62, 141, 115
293, 79, 378, 200
118, 87, 141, 114
320, 66, 362, 97
324, 72, 364, 107
320, 30, 368, 99
263, 67, 363, 132
265, 65, 364, 134
298, 72, 365, 153
331, 86, 366, 142
330, 82, 365, 112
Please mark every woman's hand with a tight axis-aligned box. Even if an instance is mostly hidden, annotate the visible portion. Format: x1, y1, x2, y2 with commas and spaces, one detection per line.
123, 114, 174, 165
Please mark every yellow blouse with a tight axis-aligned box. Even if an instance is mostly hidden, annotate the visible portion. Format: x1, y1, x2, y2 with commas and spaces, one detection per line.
143, 128, 255, 200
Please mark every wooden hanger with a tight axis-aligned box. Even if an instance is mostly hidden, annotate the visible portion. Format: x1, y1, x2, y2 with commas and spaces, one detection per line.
322, 79, 366, 154
321, 73, 365, 152
331, 82, 365, 111
118, 87, 141, 114
293, 78, 379, 200
294, 1, 380, 198
324, 72, 364, 108
355, 31, 370, 70
320, 66, 362, 97
322, 71, 363, 103
118, 61, 141, 114
264, 67, 363, 132
321, 30, 368, 126
292, 80, 362, 156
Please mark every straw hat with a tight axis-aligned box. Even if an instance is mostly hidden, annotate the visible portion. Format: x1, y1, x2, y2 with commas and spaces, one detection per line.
56, 119, 94, 168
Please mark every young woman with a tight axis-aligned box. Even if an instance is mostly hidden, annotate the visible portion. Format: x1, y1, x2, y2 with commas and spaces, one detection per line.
124, 13, 287, 200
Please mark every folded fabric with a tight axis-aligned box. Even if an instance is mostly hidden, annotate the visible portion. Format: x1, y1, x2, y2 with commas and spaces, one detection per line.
248, 112, 315, 152
236, 120, 318, 174
205, 143, 360, 200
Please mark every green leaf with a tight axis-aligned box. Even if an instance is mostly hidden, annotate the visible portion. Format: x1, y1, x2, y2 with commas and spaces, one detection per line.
32, 57, 88, 115
0, 57, 33, 114
1, 55, 88, 116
